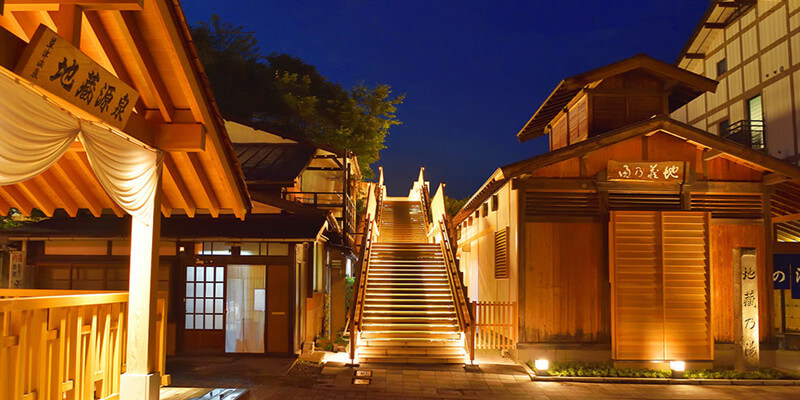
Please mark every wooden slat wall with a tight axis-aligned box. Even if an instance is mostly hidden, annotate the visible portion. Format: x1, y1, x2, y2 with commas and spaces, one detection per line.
522, 221, 607, 343
568, 96, 588, 145
610, 211, 713, 361
473, 301, 517, 350
494, 227, 509, 279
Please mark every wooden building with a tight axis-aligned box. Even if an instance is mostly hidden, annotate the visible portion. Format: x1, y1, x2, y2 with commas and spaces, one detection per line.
455, 54, 800, 369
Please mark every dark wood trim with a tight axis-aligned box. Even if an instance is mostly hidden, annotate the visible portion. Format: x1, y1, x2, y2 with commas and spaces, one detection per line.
764, 192, 776, 343
516, 188, 526, 343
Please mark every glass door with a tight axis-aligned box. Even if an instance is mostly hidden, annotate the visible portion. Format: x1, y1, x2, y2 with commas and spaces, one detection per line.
747, 95, 764, 149
225, 265, 266, 353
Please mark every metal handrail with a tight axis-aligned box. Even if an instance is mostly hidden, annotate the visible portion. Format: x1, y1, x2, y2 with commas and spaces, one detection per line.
723, 119, 765, 150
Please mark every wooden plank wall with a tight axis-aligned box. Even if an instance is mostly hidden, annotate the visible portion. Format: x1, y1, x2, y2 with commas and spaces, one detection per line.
521, 221, 608, 343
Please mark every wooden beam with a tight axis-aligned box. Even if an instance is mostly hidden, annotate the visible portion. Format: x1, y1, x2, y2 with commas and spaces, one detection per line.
703, 148, 724, 161
155, 123, 205, 152
0, 11, 29, 40
3, 1, 143, 12
511, 177, 596, 191
50, 160, 102, 217
772, 212, 800, 224
704, 22, 727, 29
763, 173, 791, 186
0, 185, 32, 215
50, 4, 81, 44
16, 178, 55, 217
111, 9, 174, 122
684, 53, 705, 59
163, 155, 196, 217
36, 171, 78, 217
179, 152, 219, 217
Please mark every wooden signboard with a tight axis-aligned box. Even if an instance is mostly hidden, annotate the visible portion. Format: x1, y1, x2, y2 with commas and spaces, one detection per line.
608, 160, 685, 182
736, 248, 759, 369
15, 25, 139, 130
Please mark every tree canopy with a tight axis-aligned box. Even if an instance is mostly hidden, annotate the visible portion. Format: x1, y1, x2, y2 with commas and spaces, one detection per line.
191, 15, 404, 178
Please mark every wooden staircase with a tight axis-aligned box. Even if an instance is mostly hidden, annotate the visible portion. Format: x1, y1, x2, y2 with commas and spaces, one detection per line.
357, 200, 466, 363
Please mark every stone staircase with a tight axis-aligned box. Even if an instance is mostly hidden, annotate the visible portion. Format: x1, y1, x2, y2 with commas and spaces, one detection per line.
357, 200, 466, 363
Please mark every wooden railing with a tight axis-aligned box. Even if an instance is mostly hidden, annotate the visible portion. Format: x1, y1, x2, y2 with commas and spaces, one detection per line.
348, 181, 383, 362
0, 289, 168, 400
473, 301, 518, 350
418, 182, 475, 362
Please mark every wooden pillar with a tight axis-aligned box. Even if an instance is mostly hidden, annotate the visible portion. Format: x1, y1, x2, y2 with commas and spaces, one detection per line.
121, 176, 162, 400
733, 247, 759, 371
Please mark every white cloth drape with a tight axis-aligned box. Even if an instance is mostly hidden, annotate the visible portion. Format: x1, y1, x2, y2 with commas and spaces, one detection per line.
0, 71, 163, 224
0, 72, 80, 184
79, 123, 164, 224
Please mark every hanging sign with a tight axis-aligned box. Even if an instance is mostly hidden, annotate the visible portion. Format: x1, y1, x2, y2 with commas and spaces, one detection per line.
608, 160, 685, 182
773, 254, 796, 290
15, 25, 140, 130
8, 251, 25, 289
792, 264, 800, 300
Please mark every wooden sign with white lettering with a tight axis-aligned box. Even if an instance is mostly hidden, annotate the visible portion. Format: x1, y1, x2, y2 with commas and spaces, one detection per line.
15, 25, 139, 129
607, 160, 685, 182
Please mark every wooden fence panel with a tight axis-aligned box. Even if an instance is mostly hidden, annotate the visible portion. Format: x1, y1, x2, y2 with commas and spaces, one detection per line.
473, 301, 517, 350
0, 289, 168, 400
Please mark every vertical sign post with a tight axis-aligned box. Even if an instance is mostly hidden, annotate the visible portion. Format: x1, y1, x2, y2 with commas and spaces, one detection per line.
734, 248, 759, 370
8, 251, 25, 289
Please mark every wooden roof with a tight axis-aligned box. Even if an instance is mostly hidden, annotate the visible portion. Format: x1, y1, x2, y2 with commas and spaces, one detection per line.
516, 54, 718, 142
234, 143, 316, 185
456, 116, 800, 224
675, 1, 756, 70
0, 0, 250, 219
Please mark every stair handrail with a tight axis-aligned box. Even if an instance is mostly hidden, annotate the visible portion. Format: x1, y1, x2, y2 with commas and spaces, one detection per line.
418, 182, 475, 362
348, 181, 383, 362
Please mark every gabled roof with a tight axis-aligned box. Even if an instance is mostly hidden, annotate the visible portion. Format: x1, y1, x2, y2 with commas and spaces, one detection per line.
234, 143, 316, 185
456, 116, 800, 224
516, 54, 718, 142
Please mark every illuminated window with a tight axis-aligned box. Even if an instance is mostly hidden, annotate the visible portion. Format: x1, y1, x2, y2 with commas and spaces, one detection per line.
199, 241, 231, 255
184, 265, 224, 330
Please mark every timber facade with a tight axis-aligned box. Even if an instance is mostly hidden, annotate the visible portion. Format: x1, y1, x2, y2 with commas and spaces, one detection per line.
455, 54, 800, 368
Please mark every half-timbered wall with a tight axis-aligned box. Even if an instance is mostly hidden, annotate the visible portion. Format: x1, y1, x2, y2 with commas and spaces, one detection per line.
673, 0, 800, 160
457, 183, 518, 304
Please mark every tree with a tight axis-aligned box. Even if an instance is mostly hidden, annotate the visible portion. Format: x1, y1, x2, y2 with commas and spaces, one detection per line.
445, 196, 469, 218
191, 15, 403, 178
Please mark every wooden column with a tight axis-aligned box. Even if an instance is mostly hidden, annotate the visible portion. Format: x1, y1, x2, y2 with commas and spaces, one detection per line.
120, 175, 163, 400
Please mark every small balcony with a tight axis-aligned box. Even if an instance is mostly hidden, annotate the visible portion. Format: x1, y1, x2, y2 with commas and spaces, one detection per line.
722, 119, 765, 151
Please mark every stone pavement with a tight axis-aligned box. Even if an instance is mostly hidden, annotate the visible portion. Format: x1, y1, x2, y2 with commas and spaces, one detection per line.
165, 356, 800, 399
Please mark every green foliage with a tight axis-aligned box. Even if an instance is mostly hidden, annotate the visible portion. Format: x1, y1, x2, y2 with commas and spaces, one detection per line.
530, 361, 670, 378
684, 368, 799, 380
445, 196, 469, 218
1, 208, 47, 229
191, 15, 404, 178
344, 276, 355, 312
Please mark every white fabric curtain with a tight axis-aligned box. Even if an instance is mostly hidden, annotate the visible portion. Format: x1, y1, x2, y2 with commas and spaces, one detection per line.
79, 123, 164, 224
0, 72, 80, 184
0, 71, 163, 224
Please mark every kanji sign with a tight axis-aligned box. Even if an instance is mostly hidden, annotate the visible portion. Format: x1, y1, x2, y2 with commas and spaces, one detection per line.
9, 251, 25, 289
792, 264, 800, 300
15, 25, 139, 130
773, 254, 797, 290
738, 248, 759, 369
608, 160, 685, 182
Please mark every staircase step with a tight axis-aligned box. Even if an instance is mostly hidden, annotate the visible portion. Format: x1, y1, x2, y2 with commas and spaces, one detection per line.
358, 347, 465, 356
360, 331, 461, 339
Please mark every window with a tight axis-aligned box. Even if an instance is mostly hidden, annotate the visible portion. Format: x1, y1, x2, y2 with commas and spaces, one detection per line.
494, 227, 509, 279
716, 58, 727, 77
185, 265, 224, 330
747, 95, 765, 150
491, 194, 499, 211
199, 241, 231, 255
481, 203, 489, 217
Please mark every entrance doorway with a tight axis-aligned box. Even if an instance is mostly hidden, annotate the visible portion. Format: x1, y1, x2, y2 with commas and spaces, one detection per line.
225, 265, 267, 353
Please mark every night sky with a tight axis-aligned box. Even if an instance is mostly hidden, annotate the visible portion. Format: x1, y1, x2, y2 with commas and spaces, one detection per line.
182, 1, 709, 199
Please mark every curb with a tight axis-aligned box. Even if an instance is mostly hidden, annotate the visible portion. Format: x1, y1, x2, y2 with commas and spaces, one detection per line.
530, 375, 800, 386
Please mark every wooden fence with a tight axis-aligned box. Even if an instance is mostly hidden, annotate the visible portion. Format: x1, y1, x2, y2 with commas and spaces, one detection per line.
473, 301, 518, 350
0, 289, 168, 400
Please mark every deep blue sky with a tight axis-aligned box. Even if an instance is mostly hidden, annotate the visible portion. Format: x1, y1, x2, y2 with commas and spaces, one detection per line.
182, 1, 709, 198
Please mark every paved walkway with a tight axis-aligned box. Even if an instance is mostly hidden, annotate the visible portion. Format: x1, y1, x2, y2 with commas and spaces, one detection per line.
164, 356, 800, 399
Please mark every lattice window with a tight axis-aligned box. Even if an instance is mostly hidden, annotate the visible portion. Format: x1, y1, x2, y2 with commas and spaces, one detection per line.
525, 191, 600, 216
185, 265, 225, 330
494, 227, 509, 279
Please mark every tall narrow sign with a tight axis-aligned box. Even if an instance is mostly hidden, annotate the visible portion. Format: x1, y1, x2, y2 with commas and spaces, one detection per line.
792, 264, 800, 300
773, 254, 796, 290
736, 248, 759, 370
14, 25, 139, 130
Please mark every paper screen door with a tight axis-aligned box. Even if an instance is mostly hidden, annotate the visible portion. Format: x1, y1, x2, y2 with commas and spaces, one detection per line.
225, 265, 267, 353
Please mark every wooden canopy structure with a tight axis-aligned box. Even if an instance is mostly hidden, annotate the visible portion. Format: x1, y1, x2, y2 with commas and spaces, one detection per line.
458, 116, 800, 239
0, 0, 250, 219
516, 54, 718, 142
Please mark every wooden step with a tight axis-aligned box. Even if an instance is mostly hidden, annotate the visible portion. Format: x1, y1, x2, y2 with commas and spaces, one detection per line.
360, 331, 460, 340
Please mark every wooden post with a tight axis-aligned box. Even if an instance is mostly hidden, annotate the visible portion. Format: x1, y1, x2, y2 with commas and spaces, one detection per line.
733, 247, 759, 371
120, 176, 162, 400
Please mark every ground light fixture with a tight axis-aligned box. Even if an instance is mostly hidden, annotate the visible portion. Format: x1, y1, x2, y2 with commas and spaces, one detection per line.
534, 359, 549, 375
670, 360, 686, 378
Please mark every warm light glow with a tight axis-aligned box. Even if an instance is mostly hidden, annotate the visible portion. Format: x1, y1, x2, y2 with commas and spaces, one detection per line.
670, 361, 685, 372
179, 246, 185, 253
534, 359, 549, 371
